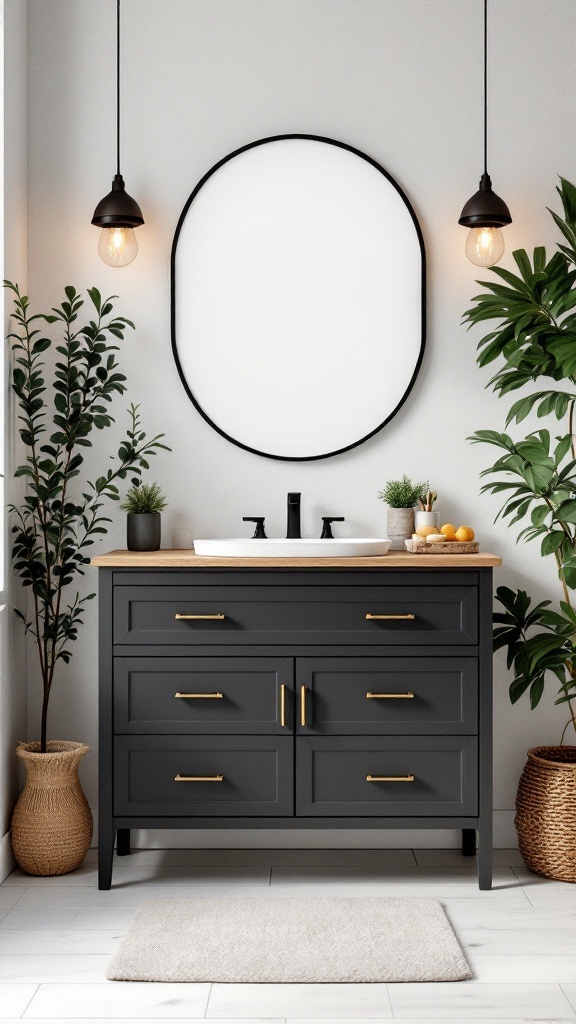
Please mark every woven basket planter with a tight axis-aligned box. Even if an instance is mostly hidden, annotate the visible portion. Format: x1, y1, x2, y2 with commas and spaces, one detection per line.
11, 741, 92, 876
515, 745, 576, 883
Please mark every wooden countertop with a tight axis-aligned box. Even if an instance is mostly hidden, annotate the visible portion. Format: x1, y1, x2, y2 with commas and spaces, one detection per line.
91, 549, 502, 568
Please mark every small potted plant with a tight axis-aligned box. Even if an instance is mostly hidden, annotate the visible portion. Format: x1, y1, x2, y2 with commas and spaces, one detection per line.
378, 476, 429, 549
121, 481, 167, 551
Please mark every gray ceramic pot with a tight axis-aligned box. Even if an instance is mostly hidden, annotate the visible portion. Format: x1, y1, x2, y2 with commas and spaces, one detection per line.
387, 507, 415, 550
127, 513, 161, 552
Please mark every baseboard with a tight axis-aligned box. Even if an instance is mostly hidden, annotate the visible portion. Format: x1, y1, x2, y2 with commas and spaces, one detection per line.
0, 830, 16, 882
90, 808, 519, 850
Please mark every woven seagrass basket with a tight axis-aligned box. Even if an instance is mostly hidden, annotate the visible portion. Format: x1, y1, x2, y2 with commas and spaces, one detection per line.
11, 741, 92, 876
515, 745, 576, 883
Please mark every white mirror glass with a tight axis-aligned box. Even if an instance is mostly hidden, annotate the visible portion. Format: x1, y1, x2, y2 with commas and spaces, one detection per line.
172, 136, 425, 460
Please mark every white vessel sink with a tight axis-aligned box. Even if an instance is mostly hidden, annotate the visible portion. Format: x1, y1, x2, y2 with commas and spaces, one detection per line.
193, 538, 391, 558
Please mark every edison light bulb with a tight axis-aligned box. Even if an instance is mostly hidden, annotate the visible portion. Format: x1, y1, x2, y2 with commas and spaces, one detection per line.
98, 226, 138, 267
465, 226, 505, 267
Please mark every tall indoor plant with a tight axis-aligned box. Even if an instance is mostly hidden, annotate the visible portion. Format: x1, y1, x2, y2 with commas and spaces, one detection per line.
6, 281, 169, 874
464, 178, 576, 880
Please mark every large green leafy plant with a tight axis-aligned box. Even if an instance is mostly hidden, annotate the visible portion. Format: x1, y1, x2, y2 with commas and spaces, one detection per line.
464, 179, 576, 741
6, 282, 169, 751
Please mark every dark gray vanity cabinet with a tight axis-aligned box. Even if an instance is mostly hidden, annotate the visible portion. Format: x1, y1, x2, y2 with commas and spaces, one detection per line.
96, 560, 497, 889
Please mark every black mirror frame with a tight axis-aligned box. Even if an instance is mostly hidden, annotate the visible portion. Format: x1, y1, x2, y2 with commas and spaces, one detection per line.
170, 133, 426, 462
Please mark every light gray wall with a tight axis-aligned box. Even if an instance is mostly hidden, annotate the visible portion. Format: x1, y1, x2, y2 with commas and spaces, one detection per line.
25, 0, 576, 846
1, 0, 27, 879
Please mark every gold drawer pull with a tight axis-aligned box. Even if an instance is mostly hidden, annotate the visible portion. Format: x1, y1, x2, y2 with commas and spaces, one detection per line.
280, 683, 286, 727
366, 774, 415, 783
300, 684, 307, 727
174, 692, 224, 699
174, 774, 224, 782
175, 613, 226, 621
366, 691, 415, 700
366, 613, 415, 621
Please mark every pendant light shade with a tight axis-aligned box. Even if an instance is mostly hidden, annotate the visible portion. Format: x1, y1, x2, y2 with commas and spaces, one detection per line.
92, 173, 144, 229
459, 0, 511, 266
458, 172, 511, 228
92, 0, 144, 267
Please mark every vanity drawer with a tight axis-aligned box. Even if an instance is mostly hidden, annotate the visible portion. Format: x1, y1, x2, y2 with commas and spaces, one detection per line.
297, 656, 478, 734
113, 657, 293, 734
113, 584, 478, 646
114, 736, 294, 816
296, 736, 478, 816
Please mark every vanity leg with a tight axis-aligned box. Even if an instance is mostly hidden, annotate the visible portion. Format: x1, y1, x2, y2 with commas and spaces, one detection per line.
98, 818, 115, 890
461, 828, 476, 856
477, 568, 493, 891
116, 829, 131, 856
478, 822, 493, 890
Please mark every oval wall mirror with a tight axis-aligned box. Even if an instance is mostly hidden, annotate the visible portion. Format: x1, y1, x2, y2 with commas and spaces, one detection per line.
171, 135, 425, 461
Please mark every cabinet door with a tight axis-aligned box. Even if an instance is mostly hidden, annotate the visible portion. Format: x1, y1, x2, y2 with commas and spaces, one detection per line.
114, 657, 293, 734
296, 736, 478, 816
114, 735, 294, 816
296, 657, 477, 735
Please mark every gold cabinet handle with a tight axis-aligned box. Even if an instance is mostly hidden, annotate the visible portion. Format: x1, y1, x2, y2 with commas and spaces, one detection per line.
366, 691, 415, 700
280, 683, 286, 727
175, 613, 226, 621
174, 692, 224, 699
300, 684, 307, 727
366, 613, 415, 621
366, 774, 415, 783
174, 774, 224, 782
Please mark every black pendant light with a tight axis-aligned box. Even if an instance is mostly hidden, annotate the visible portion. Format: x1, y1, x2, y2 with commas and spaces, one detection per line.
459, 0, 511, 267
92, 0, 144, 267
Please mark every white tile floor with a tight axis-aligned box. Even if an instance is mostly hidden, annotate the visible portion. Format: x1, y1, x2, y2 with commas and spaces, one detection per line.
0, 848, 575, 1021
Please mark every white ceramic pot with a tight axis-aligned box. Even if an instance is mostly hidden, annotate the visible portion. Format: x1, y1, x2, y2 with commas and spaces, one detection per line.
414, 510, 438, 532
387, 507, 415, 550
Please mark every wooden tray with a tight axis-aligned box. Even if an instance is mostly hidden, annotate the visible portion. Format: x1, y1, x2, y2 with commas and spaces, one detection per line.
405, 539, 479, 554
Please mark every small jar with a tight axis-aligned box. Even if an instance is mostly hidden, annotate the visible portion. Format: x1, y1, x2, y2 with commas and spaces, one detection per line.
414, 510, 438, 532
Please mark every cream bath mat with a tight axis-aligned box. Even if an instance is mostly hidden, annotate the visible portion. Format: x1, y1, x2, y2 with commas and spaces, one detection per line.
107, 896, 471, 983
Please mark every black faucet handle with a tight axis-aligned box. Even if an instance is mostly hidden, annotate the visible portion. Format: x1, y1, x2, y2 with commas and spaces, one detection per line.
320, 516, 345, 539
243, 517, 267, 539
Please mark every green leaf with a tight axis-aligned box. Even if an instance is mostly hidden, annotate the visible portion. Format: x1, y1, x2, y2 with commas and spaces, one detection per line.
530, 676, 545, 709
512, 249, 533, 284
531, 504, 550, 527
541, 531, 565, 556
510, 676, 532, 704
555, 498, 576, 523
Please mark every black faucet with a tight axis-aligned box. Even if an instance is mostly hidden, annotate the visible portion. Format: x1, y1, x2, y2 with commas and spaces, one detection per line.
243, 517, 267, 539
286, 492, 301, 539
321, 516, 345, 539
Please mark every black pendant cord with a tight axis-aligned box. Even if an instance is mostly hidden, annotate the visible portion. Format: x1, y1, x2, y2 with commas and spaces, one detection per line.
91, 0, 144, 232
483, 0, 488, 175
457, 0, 511, 230
116, 0, 121, 176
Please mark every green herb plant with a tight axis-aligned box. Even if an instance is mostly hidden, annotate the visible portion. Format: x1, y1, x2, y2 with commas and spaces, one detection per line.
120, 481, 167, 515
464, 178, 576, 740
378, 476, 429, 509
6, 281, 170, 751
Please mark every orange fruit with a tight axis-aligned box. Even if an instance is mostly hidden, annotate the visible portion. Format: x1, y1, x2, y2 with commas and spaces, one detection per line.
440, 524, 457, 540
455, 526, 475, 542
